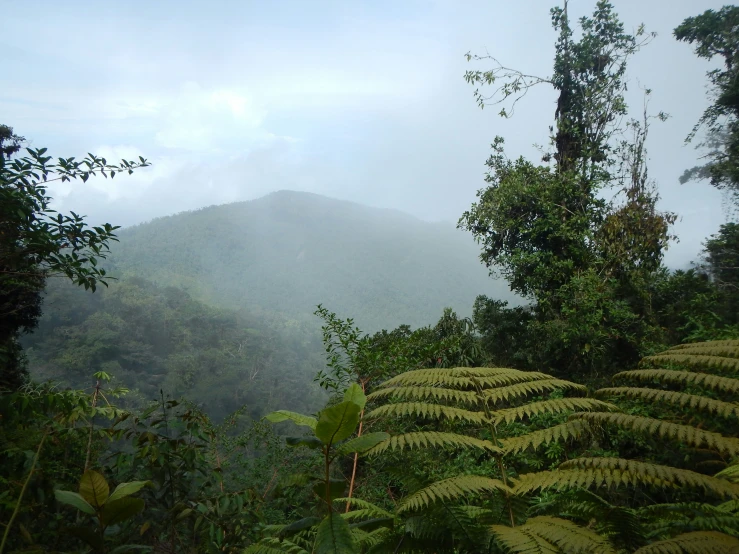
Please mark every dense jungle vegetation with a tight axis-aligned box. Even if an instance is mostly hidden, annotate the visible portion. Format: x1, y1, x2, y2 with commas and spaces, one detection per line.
2, 2, 739, 552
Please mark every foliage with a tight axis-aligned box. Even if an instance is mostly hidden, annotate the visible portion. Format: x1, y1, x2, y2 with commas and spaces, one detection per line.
675, 6, 739, 208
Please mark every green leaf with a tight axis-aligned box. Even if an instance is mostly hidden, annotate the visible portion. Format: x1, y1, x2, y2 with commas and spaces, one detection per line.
107, 480, 151, 503
265, 410, 317, 430
101, 497, 145, 526
315, 401, 361, 445
54, 490, 95, 515
343, 383, 366, 410
79, 470, 109, 507
313, 479, 347, 503
336, 432, 390, 456
315, 514, 357, 554
285, 436, 324, 449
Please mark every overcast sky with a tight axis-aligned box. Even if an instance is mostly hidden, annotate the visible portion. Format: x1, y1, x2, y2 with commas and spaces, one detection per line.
2, 0, 730, 268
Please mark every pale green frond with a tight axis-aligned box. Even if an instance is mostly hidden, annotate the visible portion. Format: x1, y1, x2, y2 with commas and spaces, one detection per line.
366, 386, 478, 405
484, 379, 587, 405
502, 420, 591, 455
491, 525, 559, 553
665, 344, 739, 359
632, 531, 739, 554
351, 527, 392, 550
493, 398, 620, 425
499, 516, 617, 554
553, 458, 739, 498
366, 431, 500, 456
596, 387, 739, 419
333, 498, 394, 519
641, 354, 739, 374
470, 371, 554, 388
366, 402, 487, 423
717, 462, 739, 484
570, 412, 739, 456
667, 340, 739, 352
397, 475, 510, 513
613, 369, 739, 394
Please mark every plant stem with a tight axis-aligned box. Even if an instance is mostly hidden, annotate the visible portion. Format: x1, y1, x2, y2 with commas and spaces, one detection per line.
345, 380, 367, 513
0, 431, 48, 554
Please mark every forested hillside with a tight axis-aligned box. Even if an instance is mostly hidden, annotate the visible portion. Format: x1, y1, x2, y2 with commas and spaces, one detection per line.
107, 190, 516, 332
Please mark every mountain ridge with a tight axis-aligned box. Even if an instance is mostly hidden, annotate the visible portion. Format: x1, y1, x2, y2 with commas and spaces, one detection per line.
109, 190, 517, 332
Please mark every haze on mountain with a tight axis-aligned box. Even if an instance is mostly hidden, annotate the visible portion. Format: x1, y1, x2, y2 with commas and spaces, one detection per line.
109, 190, 517, 332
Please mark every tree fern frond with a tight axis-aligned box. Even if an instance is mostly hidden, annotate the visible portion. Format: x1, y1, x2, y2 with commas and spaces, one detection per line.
366, 431, 500, 456
632, 531, 739, 554
570, 412, 739, 456
491, 525, 559, 553
717, 463, 739, 484
378, 366, 542, 388
471, 371, 554, 388
641, 354, 739, 374
352, 526, 392, 550
502, 420, 591, 455
492, 516, 617, 554
484, 379, 586, 405
595, 388, 739, 419
613, 370, 739, 394
664, 344, 739, 360
551, 458, 739, 498
493, 398, 619, 425
366, 386, 478, 405
667, 340, 739, 353
397, 475, 510, 513
333, 498, 394, 519
365, 402, 487, 424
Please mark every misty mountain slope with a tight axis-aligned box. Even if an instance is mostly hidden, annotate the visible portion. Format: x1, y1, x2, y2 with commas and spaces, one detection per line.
109, 190, 516, 331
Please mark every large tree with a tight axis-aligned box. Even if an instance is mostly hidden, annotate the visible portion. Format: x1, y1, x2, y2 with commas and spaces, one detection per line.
459, 2, 675, 376
0, 131, 149, 390
675, 6, 739, 208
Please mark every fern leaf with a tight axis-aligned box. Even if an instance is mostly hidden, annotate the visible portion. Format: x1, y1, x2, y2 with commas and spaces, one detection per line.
492, 516, 617, 554
632, 531, 739, 554
641, 354, 739, 374
366, 386, 478, 405
667, 340, 739, 352
484, 379, 586, 405
613, 369, 739, 394
366, 431, 500, 456
365, 402, 487, 424
595, 387, 739, 419
665, 343, 739, 359
539, 458, 739, 498
502, 420, 591, 455
493, 398, 619, 425
333, 498, 394, 519
244, 538, 310, 554
397, 475, 510, 513
717, 463, 739, 484
570, 412, 739, 456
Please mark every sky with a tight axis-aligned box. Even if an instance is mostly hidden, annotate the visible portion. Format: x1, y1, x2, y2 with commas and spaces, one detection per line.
1, 0, 731, 268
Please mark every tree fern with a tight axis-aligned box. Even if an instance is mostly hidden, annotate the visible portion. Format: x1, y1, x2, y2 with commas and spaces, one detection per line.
491, 516, 617, 553
612, 369, 739, 394
641, 353, 739, 373
570, 412, 739, 455
379, 366, 550, 388
365, 402, 487, 424
502, 420, 592, 455
397, 475, 511, 514
483, 379, 587, 405
366, 431, 500, 456
493, 397, 619, 425
367, 385, 479, 405
639, 502, 739, 539
632, 530, 739, 554
596, 387, 739, 418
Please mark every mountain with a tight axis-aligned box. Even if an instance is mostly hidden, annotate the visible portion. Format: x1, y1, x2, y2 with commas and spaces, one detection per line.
108, 190, 516, 332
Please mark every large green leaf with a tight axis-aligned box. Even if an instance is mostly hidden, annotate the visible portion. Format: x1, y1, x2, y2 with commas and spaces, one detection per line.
265, 410, 317, 430
313, 479, 347, 504
343, 383, 366, 410
315, 514, 357, 554
54, 490, 95, 515
79, 470, 109, 508
336, 432, 390, 456
107, 480, 151, 503
101, 497, 146, 526
63, 525, 105, 550
315, 401, 361, 445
